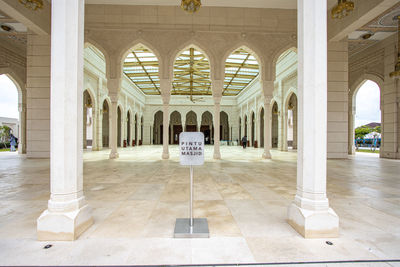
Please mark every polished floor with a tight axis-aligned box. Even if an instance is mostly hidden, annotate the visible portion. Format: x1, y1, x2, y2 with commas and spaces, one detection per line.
0, 146, 399, 266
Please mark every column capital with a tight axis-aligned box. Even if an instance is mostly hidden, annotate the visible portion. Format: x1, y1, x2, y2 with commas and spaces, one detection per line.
107, 78, 121, 94
261, 80, 275, 97
109, 92, 119, 103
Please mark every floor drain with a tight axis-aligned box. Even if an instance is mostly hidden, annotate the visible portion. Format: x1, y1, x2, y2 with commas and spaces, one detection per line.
43, 244, 52, 249
326, 241, 333, 246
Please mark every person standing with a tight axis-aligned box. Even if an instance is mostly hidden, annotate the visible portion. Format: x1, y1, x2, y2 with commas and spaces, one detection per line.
9, 134, 16, 152
242, 135, 247, 149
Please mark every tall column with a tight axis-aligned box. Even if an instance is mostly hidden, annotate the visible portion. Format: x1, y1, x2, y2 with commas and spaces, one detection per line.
83, 103, 87, 149
213, 96, 222, 159
197, 118, 202, 132
163, 104, 170, 158
288, 0, 339, 238
109, 91, 119, 159
182, 118, 186, 132
160, 78, 171, 158
95, 78, 103, 150
348, 106, 356, 154
18, 102, 27, 154
91, 105, 97, 150
37, 0, 93, 241
262, 84, 273, 159
138, 113, 142, 144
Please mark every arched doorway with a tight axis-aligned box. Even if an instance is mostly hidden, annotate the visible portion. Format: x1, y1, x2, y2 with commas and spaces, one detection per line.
141, 116, 143, 145
117, 106, 122, 147
272, 102, 279, 148
351, 80, 381, 155
186, 111, 197, 132
83, 90, 94, 149
239, 117, 242, 144
134, 114, 138, 146
127, 111, 131, 146
251, 112, 255, 147
201, 111, 213, 144
170, 111, 182, 144
153, 111, 163, 145
102, 100, 110, 148
244, 115, 248, 147
286, 93, 298, 150
220, 111, 229, 141
260, 107, 264, 148
0, 74, 21, 152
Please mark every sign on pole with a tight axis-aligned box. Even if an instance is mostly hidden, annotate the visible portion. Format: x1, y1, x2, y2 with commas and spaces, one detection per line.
174, 132, 209, 238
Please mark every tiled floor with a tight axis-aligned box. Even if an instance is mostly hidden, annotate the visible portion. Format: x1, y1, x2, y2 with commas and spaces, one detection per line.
0, 146, 399, 266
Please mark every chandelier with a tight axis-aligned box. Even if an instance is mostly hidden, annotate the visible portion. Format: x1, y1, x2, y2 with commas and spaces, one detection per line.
181, 0, 201, 14
331, 0, 354, 19
390, 15, 400, 78
18, 0, 43, 11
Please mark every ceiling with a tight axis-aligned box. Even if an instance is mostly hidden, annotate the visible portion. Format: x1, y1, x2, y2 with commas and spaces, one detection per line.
86, 0, 338, 10
348, 3, 400, 55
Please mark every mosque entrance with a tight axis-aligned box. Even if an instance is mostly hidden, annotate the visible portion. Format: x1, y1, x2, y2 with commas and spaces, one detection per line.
186, 125, 197, 132
200, 126, 211, 144
173, 125, 183, 144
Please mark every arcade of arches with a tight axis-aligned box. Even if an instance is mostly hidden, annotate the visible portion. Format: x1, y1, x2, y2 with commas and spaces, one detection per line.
0, 0, 400, 264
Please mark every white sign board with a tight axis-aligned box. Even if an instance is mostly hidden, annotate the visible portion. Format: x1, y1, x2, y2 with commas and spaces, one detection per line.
179, 132, 205, 166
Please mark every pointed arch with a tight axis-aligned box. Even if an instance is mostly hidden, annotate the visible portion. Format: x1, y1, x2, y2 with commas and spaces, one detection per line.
222, 44, 263, 81
84, 41, 109, 77
122, 43, 161, 95
171, 44, 213, 96
271, 46, 297, 81
169, 41, 215, 80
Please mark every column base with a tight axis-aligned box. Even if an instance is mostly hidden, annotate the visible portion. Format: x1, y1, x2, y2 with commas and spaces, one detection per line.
162, 152, 169, 159
262, 151, 271, 159
37, 204, 93, 241
109, 151, 119, 159
287, 202, 339, 238
213, 151, 221, 160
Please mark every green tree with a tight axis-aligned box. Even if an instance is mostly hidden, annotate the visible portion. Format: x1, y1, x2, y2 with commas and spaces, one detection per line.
0, 125, 11, 148
373, 126, 381, 133
355, 126, 371, 139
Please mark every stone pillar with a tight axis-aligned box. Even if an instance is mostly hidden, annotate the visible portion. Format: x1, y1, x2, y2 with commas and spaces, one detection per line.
262, 90, 273, 159
213, 96, 222, 159
83, 103, 87, 149
288, 0, 339, 238
95, 78, 103, 151
37, 0, 93, 241
162, 104, 170, 158
109, 92, 119, 159
18, 102, 27, 154
197, 118, 202, 132
182, 118, 186, 132
348, 106, 356, 154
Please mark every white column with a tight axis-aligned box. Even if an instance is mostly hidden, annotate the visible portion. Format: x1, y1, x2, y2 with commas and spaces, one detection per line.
262, 87, 273, 159
138, 113, 142, 145
288, 0, 339, 238
197, 118, 202, 132
348, 106, 356, 154
182, 118, 186, 132
18, 102, 26, 154
162, 103, 170, 158
37, 0, 93, 241
109, 91, 119, 159
213, 97, 222, 159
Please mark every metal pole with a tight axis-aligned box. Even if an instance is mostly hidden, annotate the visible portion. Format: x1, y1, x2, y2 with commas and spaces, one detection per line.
190, 165, 193, 233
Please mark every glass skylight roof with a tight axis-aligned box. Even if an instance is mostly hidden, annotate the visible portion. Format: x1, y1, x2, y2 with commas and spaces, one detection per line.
224, 48, 259, 96
123, 46, 259, 97
172, 48, 211, 96
123, 45, 160, 95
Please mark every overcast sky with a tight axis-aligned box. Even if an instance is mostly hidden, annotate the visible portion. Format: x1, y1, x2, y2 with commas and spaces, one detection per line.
355, 80, 381, 128
0, 74, 382, 127
0, 75, 19, 119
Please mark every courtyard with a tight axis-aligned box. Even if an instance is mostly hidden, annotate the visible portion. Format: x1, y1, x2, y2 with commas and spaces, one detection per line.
0, 146, 399, 265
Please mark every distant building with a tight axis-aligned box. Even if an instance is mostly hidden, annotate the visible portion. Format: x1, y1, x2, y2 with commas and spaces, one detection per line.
0, 117, 19, 140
